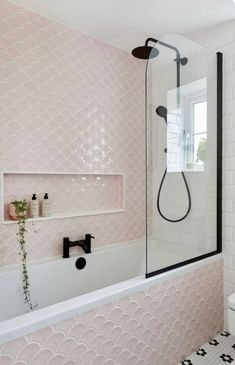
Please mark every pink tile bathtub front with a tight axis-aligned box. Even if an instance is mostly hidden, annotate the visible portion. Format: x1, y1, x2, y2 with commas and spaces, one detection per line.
0, 258, 223, 365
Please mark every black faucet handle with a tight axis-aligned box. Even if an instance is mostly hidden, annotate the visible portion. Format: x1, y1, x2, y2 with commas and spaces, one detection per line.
84, 234, 95, 254
63, 237, 70, 258
85, 234, 95, 239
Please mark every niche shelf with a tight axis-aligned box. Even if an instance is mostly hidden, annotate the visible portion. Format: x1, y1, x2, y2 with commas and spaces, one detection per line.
2, 172, 125, 224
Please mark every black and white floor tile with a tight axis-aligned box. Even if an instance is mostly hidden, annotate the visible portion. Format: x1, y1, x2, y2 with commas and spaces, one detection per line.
181, 331, 235, 364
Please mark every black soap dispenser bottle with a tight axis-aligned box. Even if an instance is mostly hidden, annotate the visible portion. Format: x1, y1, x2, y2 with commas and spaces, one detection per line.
30, 193, 39, 218
42, 193, 50, 217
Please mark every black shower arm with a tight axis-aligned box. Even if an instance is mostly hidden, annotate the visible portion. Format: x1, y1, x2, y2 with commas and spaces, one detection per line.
144, 37, 181, 60
145, 37, 182, 96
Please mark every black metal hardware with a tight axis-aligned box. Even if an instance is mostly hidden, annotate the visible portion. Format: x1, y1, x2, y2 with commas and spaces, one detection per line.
144, 38, 181, 59
62, 234, 94, 258
153, 40, 191, 223
156, 102, 192, 223
75, 257, 86, 270
217, 52, 223, 254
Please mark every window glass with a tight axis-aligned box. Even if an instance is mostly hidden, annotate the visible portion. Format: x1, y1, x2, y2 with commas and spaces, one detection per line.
192, 101, 207, 170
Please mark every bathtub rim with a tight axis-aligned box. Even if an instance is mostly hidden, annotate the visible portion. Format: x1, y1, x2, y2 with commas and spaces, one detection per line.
0, 238, 144, 274
0, 253, 222, 346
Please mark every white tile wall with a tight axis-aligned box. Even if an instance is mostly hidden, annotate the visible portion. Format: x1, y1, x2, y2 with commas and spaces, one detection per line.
147, 34, 217, 273
195, 20, 235, 326
147, 23, 235, 322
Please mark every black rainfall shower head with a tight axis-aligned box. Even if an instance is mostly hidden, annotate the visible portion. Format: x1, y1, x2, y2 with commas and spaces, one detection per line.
131, 46, 159, 60
156, 105, 167, 121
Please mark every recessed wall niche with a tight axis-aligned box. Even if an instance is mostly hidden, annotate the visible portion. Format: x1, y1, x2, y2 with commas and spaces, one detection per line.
2, 172, 125, 223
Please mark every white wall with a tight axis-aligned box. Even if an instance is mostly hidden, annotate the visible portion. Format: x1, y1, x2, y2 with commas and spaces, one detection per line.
147, 21, 235, 326
147, 34, 217, 273
195, 20, 235, 327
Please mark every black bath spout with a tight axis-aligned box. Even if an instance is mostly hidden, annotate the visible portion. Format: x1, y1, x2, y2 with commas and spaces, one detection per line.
63, 234, 95, 258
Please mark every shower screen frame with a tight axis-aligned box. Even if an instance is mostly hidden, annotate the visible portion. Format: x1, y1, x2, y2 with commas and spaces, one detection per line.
145, 52, 223, 278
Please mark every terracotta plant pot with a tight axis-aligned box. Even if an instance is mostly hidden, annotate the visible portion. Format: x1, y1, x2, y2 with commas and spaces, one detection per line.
8, 202, 27, 221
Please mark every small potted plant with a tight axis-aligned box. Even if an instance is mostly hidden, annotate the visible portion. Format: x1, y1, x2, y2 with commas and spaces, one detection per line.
8, 200, 28, 220
11, 200, 33, 310
196, 137, 207, 164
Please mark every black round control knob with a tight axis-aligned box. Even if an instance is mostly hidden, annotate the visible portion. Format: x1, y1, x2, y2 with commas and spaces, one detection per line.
75, 257, 86, 270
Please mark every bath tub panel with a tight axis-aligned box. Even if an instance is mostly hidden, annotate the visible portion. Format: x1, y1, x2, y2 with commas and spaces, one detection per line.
0, 259, 223, 365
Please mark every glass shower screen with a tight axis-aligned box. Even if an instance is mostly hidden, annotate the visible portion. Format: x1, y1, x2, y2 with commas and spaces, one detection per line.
146, 34, 222, 276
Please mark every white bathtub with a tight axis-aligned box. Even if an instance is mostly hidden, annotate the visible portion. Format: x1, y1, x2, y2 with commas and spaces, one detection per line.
0, 239, 221, 345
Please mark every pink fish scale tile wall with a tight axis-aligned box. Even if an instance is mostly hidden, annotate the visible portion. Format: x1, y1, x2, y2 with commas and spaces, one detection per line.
0, 260, 223, 365
0, 0, 146, 267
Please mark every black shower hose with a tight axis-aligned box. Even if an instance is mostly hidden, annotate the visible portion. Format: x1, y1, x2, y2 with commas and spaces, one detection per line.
157, 167, 192, 223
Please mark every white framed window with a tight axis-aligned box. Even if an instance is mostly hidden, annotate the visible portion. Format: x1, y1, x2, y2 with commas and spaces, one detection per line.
184, 89, 207, 171
166, 78, 207, 172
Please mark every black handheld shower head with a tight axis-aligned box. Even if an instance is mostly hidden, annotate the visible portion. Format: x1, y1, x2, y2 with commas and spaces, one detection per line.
156, 105, 167, 123
132, 46, 159, 60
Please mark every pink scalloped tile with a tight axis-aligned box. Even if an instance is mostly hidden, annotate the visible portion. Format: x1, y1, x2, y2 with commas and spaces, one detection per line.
0, 0, 145, 267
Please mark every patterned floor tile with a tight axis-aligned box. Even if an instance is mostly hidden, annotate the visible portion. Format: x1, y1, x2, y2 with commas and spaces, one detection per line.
181, 332, 235, 364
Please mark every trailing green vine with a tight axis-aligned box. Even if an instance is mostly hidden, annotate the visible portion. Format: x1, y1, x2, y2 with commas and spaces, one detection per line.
12, 199, 33, 310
